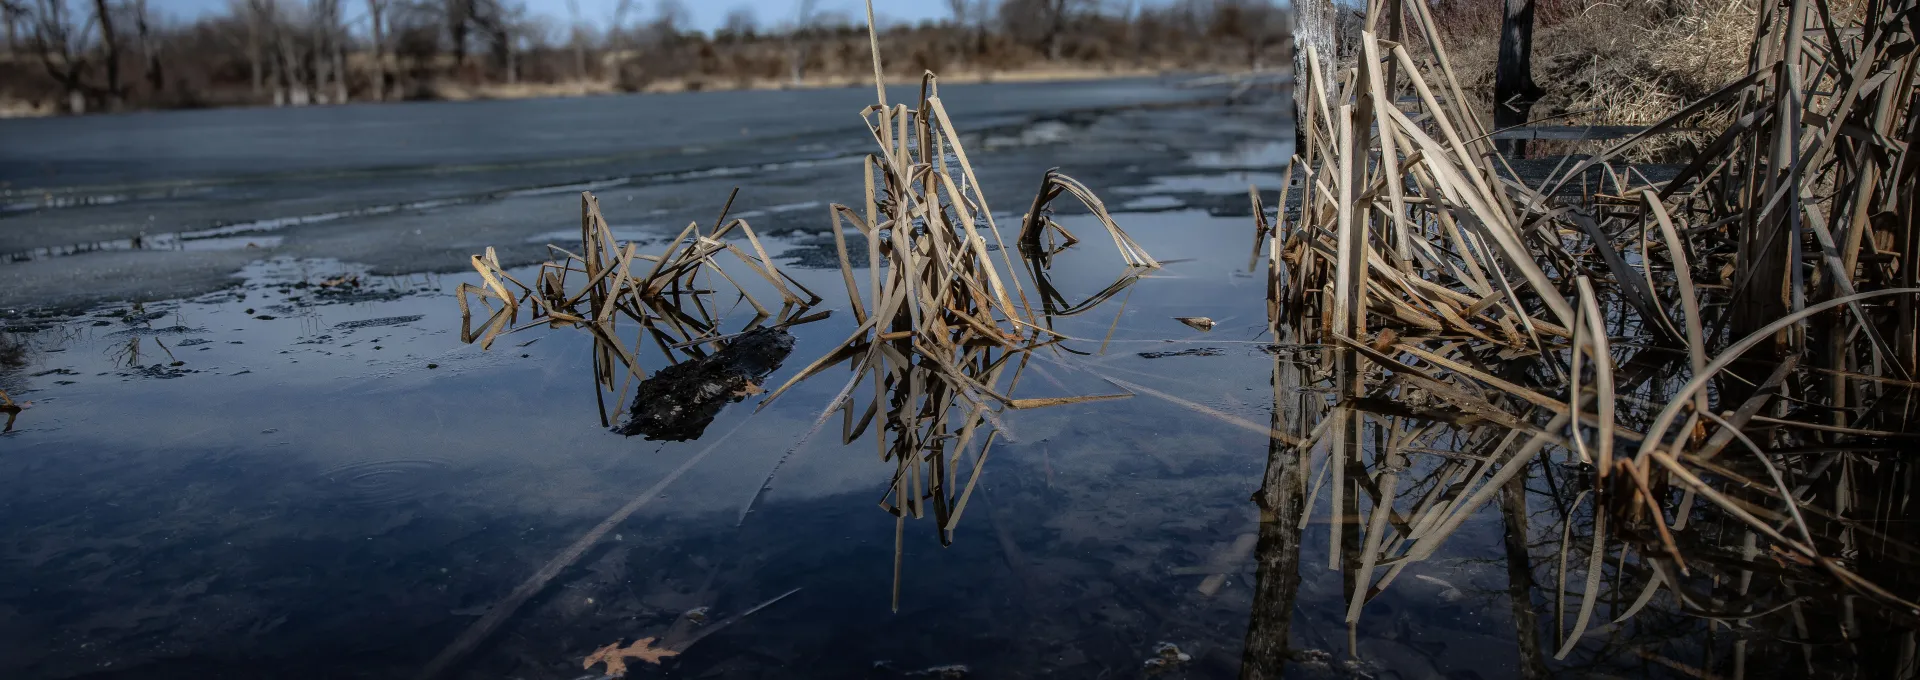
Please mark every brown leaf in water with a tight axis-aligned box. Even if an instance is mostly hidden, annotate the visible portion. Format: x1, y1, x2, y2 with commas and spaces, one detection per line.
1174, 316, 1216, 331
584, 637, 678, 677
733, 381, 766, 397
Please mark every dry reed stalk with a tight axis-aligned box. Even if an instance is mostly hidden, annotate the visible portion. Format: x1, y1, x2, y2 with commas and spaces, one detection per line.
1260, 0, 1920, 656
1018, 169, 1161, 267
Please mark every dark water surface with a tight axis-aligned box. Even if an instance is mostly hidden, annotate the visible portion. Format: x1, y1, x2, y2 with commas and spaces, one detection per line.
0, 83, 1870, 679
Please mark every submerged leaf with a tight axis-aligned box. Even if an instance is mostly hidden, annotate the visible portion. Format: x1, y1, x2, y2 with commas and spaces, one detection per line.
584, 637, 679, 677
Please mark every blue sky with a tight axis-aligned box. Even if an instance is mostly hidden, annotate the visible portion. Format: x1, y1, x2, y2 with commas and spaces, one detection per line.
161, 0, 956, 33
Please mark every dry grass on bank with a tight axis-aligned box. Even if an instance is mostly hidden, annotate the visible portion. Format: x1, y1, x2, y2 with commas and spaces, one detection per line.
1434, 0, 1774, 160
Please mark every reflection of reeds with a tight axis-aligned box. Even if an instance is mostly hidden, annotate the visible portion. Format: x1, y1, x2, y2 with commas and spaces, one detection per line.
1258, 0, 1920, 665
108, 336, 142, 368
1240, 351, 1312, 680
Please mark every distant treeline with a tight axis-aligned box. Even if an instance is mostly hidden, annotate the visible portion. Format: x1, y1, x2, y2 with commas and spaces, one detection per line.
0, 0, 1290, 115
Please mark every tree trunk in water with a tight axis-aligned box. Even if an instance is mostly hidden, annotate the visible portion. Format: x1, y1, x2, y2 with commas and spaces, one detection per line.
92, 0, 122, 109
1494, 0, 1540, 156
1291, 0, 1335, 158
1239, 358, 1308, 679
1499, 472, 1551, 680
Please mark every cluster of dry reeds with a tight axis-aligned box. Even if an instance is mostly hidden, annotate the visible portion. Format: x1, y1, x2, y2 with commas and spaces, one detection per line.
734, 0, 1159, 610
1262, 0, 1920, 659
456, 190, 823, 425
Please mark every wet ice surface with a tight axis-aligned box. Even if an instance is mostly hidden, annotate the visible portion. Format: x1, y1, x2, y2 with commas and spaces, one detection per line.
0, 89, 1664, 680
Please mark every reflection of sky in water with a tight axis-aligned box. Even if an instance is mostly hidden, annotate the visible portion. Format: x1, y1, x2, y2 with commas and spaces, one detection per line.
1188, 140, 1293, 169
1118, 195, 1187, 211
1115, 172, 1290, 195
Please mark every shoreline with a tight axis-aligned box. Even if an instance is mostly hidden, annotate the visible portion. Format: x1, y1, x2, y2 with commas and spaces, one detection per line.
0, 66, 1252, 119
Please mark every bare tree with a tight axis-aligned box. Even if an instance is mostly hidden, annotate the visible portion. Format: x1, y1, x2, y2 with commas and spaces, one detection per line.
90, 0, 120, 108
131, 0, 159, 91
720, 5, 756, 40
1494, 0, 1543, 155
944, 0, 973, 65
1038, 0, 1073, 60
493, 0, 529, 84
788, 0, 817, 86
273, 0, 304, 104
309, 0, 346, 103
445, 0, 473, 66
330, 1, 346, 102
366, 0, 389, 100
1209, 0, 1282, 71
1292, 0, 1336, 155
233, 0, 300, 105
564, 0, 584, 80
999, 0, 1078, 61
29, 0, 94, 113
652, 0, 686, 30
5, 0, 1346, 114
463, 0, 517, 81
3, 0, 26, 55
234, 0, 265, 96
969, 0, 990, 57
603, 0, 629, 49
